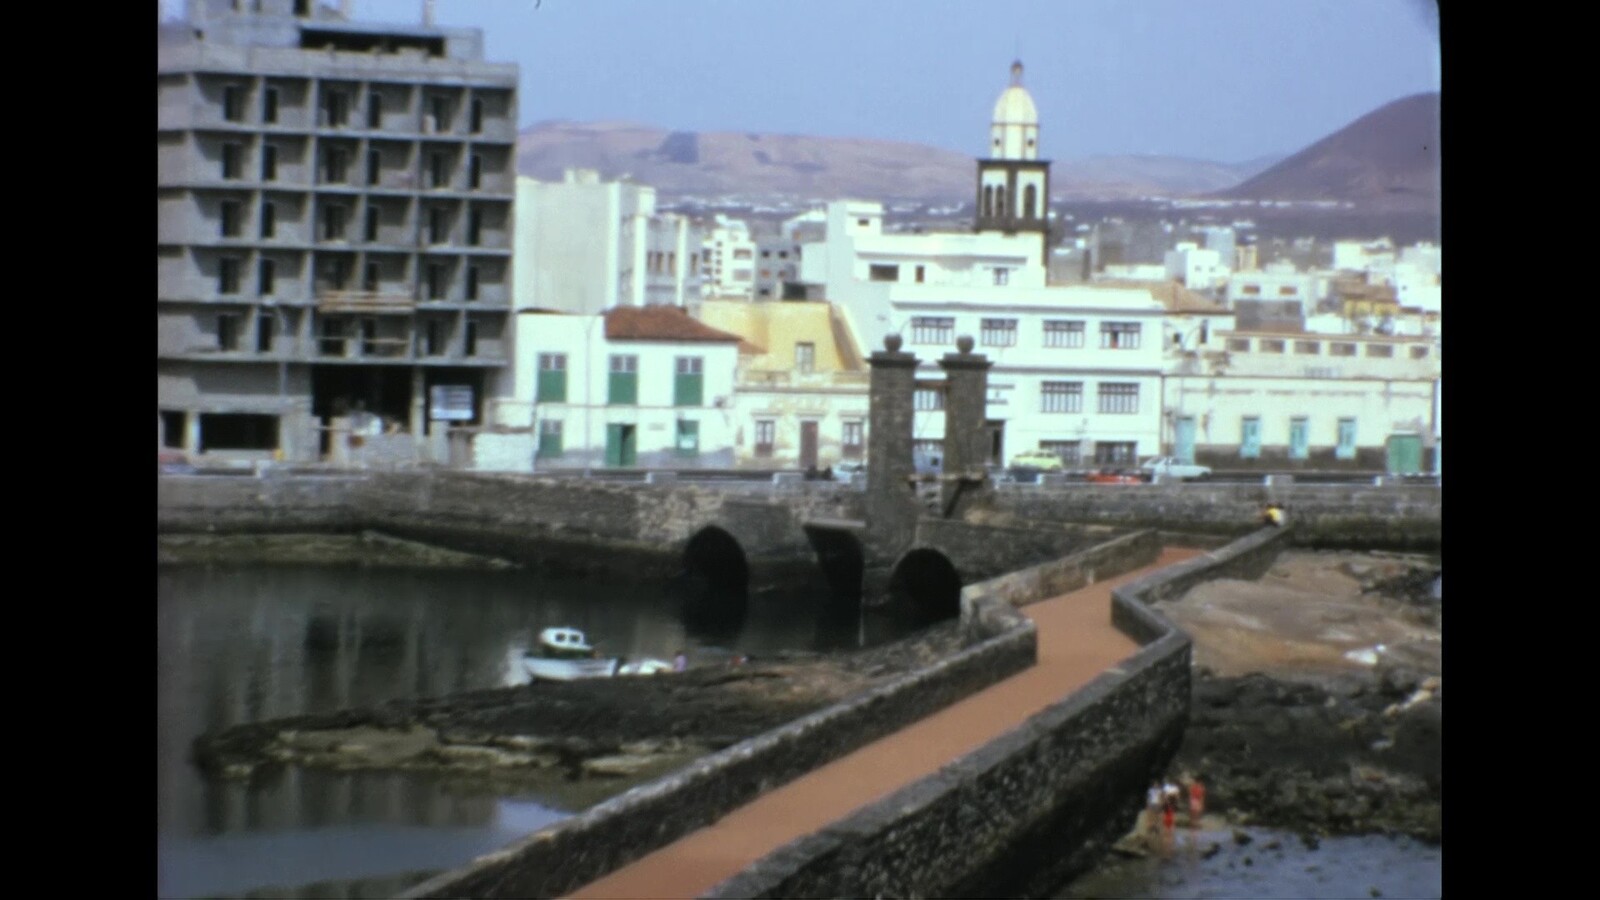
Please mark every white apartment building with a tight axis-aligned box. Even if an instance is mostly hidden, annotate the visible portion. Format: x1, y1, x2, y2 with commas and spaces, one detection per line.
1225, 263, 1329, 310
700, 215, 757, 300
491, 306, 739, 469
1164, 242, 1229, 292
1163, 329, 1439, 474
514, 170, 699, 315
795, 62, 1165, 467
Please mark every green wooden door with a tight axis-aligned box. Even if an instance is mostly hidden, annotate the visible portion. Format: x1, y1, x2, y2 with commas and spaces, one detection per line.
605, 424, 637, 467
1386, 434, 1422, 474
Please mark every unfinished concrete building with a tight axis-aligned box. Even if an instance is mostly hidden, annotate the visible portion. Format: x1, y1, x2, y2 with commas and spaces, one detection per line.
157, 0, 518, 463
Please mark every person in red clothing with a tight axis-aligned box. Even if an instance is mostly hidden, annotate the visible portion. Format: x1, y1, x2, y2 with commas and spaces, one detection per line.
1187, 775, 1207, 828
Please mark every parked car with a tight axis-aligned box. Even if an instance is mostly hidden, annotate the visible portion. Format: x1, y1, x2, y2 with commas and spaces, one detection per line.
1008, 449, 1065, 472
1140, 456, 1212, 481
833, 460, 866, 482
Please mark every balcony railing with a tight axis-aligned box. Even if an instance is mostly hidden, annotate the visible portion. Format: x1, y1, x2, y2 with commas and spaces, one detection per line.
317, 290, 416, 313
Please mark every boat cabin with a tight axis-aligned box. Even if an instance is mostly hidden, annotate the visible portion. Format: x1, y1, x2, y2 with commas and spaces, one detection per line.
538, 627, 596, 660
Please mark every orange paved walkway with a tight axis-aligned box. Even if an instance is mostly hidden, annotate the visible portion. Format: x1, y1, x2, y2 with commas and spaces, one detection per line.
569, 547, 1200, 899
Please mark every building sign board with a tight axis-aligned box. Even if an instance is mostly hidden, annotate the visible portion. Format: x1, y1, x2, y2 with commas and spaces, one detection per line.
430, 385, 474, 421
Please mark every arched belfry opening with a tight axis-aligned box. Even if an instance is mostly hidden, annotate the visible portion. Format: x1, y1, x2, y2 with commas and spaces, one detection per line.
678, 526, 749, 637
974, 59, 1051, 256
888, 548, 962, 625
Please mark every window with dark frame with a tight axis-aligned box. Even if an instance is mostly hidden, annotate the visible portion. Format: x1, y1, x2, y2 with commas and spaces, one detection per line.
260, 143, 277, 181
259, 201, 275, 238
911, 316, 954, 345
842, 420, 864, 457
426, 263, 444, 300
257, 258, 275, 295
980, 318, 1017, 347
914, 385, 945, 411
1094, 441, 1136, 465
424, 320, 442, 356
1226, 337, 1252, 352
868, 264, 899, 282
469, 154, 482, 189
1040, 381, 1083, 413
262, 86, 278, 123
470, 97, 484, 133
1260, 338, 1285, 354
1099, 321, 1142, 349
365, 206, 379, 242
465, 265, 480, 301
467, 208, 482, 246
1367, 344, 1394, 358
1043, 320, 1085, 348
222, 85, 242, 122
754, 419, 776, 457
1331, 342, 1357, 357
464, 320, 478, 357
1097, 382, 1139, 414
367, 148, 381, 186
367, 93, 382, 128
1294, 340, 1321, 355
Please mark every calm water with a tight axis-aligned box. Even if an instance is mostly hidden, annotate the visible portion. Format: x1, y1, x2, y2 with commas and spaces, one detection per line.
156, 563, 851, 899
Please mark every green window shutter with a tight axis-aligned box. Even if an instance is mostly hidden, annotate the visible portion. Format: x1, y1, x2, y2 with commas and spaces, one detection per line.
537, 370, 567, 403
609, 372, 637, 405
536, 422, 563, 458
674, 372, 703, 407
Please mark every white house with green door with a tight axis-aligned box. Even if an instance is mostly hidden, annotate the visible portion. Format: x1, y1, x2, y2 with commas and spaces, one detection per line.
495, 306, 740, 469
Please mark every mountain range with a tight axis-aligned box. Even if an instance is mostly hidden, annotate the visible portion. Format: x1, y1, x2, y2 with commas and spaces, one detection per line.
515, 92, 1439, 209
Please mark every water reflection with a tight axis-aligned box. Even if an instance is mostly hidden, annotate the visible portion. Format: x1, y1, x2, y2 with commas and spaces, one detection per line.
157, 562, 883, 897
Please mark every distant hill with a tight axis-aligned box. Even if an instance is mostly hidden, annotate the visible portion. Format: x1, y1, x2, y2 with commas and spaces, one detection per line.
515, 121, 1282, 203
1211, 93, 1440, 212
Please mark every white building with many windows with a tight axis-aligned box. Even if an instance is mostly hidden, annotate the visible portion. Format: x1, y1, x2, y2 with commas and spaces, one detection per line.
793, 63, 1164, 468
699, 215, 757, 300
491, 306, 740, 469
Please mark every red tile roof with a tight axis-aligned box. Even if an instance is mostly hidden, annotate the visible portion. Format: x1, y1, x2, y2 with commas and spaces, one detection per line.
603, 306, 744, 343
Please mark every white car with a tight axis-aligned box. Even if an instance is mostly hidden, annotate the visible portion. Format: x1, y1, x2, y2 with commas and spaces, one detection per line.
1141, 457, 1212, 481
833, 460, 866, 482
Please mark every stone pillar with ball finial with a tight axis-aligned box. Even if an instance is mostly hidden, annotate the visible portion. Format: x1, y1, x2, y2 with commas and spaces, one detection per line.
938, 335, 993, 516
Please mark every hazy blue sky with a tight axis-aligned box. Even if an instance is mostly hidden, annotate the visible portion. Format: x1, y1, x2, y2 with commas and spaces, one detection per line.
166, 0, 1440, 163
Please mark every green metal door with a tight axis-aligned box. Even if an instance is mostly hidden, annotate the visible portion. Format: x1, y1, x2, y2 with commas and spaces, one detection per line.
605, 424, 637, 467
1175, 416, 1197, 464
1386, 434, 1422, 474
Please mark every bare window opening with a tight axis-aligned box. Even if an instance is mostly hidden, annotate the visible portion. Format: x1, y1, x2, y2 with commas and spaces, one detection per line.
465, 265, 479, 301
1227, 337, 1252, 352
294, 0, 309, 15
363, 262, 379, 292
219, 200, 241, 237
424, 321, 443, 356
199, 413, 278, 452
1023, 184, 1037, 219
469, 154, 482, 189
222, 85, 242, 122
1410, 345, 1430, 360
221, 143, 242, 179
367, 148, 381, 186
857, 218, 870, 227
324, 147, 348, 183
429, 96, 451, 133
160, 411, 186, 449
1366, 343, 1394, 358
325, 91, 348, 127
257, 258, 275, 295
471, 97, 484, 133
426, 263, 444, 300
1294, 340, 1321, 355
319, 318, 346, 355
467, 208, 482, 246
915, 264, 925, 283
367, 94, 382, 129
218, 313, 241, 350
218, 258, 241, 294
428, 207, 445, 244
322, 205, 346, 240
261, 144, 277, 181
360, 317, 378, 354
868, 264, 899, 282
256, 314, 274, 352
262, 86, 278, 123
429, 153, 446, 188
464, 320, 478, 357
259, 201, 275, 238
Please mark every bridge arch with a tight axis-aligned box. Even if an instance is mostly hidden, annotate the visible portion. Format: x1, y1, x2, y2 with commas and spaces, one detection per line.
888, 547, 962, 624
678, 525, 750, 637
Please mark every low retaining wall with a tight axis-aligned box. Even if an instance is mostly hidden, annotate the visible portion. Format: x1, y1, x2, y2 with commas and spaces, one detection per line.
990, 483, 1439, 552
704, 528, 1291, 899
400, 622, 1038, 899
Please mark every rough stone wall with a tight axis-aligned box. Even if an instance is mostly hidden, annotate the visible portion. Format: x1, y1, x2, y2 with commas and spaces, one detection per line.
400, 618, 1038, 900
915, 518, 1128, 587
157, 472, 864, 583
959, 530, 1162, 642
990, 483, 1440, 551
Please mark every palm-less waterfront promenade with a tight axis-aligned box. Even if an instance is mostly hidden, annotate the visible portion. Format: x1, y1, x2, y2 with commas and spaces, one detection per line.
569, 547, 1202, 899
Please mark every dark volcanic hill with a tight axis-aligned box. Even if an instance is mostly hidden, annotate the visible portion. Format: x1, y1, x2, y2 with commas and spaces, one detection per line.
516, 121, 1276, 203
1211, 93, 1440, 212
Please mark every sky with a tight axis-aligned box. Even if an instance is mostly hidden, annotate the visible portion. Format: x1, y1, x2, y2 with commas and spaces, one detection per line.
163, 0, 1440, 164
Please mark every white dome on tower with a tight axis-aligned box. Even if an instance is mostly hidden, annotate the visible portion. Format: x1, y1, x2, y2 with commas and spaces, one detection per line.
988, 60, 1040, 160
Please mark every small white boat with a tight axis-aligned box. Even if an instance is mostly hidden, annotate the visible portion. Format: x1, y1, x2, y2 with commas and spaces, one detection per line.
522, 627, 672, 682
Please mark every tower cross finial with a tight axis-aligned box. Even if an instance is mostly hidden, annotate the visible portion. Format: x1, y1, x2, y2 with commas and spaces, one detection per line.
1010, 59, 1024, 86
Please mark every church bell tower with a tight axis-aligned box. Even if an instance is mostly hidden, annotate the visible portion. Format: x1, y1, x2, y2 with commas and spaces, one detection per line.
975, 60, 1051, 255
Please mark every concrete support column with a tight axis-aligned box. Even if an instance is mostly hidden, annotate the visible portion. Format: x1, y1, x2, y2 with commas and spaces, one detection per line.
409, 366, 427, 441
938, 336, 992, 516
865, 334, 920, 574
185, 411, 202, 456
